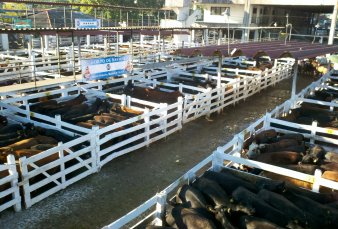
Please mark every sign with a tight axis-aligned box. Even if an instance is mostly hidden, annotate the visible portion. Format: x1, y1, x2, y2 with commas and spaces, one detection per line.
81, 55, 132, 80
13, 18, 32, 29
75, 19, 101, 29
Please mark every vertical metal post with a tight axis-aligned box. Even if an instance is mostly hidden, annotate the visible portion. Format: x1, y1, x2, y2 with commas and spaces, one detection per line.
116, 32, 119, 56
227, 15, 230, 55
218, 55, 222, 88
329, 1, 338, 45
64, 6, 66, 27
71, 6, 73, 27
77, 36, 81, 67
158, 30, 161, 62
107, 11, 110, 27
131, 29, 134, 61
291, 60, 298, 99
33, 8, 36, 28
158, 11, 160, 26
142, 10, 144, 26
56, 33, 61, 77
71, 32, 76, 81
101, 10, 103, 27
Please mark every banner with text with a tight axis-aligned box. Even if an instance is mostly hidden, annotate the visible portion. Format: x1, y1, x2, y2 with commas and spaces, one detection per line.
81, 55, 132, 80
75, 19, 101, 29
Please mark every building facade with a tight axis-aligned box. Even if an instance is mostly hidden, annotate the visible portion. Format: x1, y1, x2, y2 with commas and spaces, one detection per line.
164, 0, 336, 41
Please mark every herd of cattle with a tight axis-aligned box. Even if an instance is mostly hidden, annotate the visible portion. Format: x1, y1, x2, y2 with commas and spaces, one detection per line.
140, 121, 338, 229
0, 115, 78, 205
131, 72, 338, 228
144, 168, 338, 229
245, 129, 338, 188
29, 93, 143, 129
0, 115, 74, 163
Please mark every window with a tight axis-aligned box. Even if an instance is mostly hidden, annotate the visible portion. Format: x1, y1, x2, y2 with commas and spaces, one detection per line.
210, 7, 230, 16
253, 8, 257, 14
263, 7, 268, 15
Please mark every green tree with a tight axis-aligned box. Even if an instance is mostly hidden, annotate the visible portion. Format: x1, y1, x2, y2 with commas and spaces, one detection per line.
1, 3, 28, 24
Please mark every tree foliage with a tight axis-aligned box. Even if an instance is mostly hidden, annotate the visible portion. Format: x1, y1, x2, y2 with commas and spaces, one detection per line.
70, 0, 165, 19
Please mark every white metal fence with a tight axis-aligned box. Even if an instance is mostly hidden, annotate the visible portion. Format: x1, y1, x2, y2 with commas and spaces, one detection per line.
0, 60, 293, 211
107, 111, 338, 229
0, 155, 21, 213
106, 70, 338, 228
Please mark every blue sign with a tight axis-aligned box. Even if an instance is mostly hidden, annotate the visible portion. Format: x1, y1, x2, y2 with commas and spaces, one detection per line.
81, 55, 132, 80
75, 19, 101, 29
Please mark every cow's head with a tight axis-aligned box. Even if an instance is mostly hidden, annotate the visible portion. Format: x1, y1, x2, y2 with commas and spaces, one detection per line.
247, 142, 260, 159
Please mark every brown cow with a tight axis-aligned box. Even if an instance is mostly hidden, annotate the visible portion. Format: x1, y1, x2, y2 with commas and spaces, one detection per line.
124, 83, 183, 104
254, 151, 301, 165
322, 171, 338, 182
325, 152, 338, 163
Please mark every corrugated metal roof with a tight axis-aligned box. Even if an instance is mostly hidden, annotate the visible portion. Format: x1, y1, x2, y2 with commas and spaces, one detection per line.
176, 41, 338, 59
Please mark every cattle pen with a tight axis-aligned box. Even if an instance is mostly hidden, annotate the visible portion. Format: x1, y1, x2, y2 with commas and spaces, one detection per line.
107, 70, 338, 228
0, 55, 293, 211
0, 32, 337, 228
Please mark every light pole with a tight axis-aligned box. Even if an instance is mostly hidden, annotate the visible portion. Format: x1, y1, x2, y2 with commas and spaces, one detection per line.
222, 8, 230, 55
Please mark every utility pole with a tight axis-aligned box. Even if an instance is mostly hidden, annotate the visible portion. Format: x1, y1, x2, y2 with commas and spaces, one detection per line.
328, 1, 338, 45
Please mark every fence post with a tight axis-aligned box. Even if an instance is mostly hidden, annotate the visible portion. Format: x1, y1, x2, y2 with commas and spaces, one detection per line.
7, 154, 21, 212
310, 121, 318, 145
243, 78, 248, 101
264, 68, 269, 88
263, 113, 272, 130
258, 72, 263, 93
177, 97, 183, 130
179, 83, 183, 93
220, 83, 226, 112
144, 108, 150, 146
121, 94, 127, 107
91, 126, 100, 171
60, 85, 67, 97
55, 114, 62, 130
206, 87, 212, 120
126, 95, 131, 108
152, 79, 157, 88
19, 156, 31, 208
212, 148, 223, 172
58, 142, 66, 189
312, 169, 322, 193
26, 103, 31, 121
236, 134, 244, 153
161, 103, 168, 135
234, 79, 241, 105
155, 191, 167, 226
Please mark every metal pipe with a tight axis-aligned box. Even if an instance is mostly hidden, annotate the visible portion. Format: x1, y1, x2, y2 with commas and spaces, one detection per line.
64, 6, 66, 27
329, 1, 338, 45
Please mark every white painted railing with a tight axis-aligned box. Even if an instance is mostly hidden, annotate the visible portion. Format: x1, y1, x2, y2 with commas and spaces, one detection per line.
97, 98, 183, 167
0, 155, 21, 212
182, 63, 291, 123
19, 134, 96, 208
107, 109, 338, 228
106, 66, 338, 229
0, 59, 294, 211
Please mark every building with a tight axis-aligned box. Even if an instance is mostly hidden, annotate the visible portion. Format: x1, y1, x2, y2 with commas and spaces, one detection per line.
163, 0, 337, 42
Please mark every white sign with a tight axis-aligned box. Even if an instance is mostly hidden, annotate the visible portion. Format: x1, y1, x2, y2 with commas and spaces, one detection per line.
81, 55, 132, 80
75, 19, 101, 29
